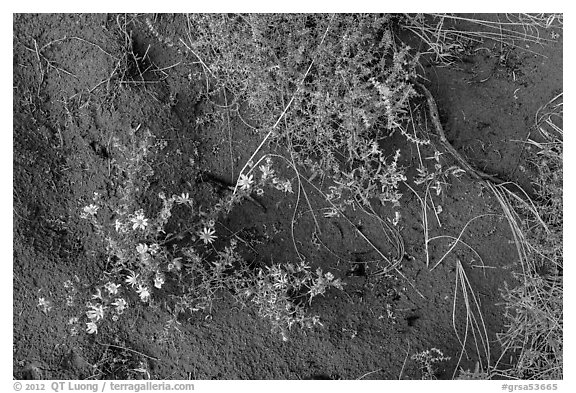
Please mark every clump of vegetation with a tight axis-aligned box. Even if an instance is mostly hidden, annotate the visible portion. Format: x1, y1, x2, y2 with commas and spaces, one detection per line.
495, 94, 563, 380
149, 14, 423, 209
78, 123, 342, 340
411, 348, 451, 380
239, 261, 343, 341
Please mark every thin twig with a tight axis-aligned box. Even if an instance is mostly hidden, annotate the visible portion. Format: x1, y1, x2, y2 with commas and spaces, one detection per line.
96, 342, 159, 361
223, 88, 235, 181
398, 341, 411, 380
357, 368, 383, 380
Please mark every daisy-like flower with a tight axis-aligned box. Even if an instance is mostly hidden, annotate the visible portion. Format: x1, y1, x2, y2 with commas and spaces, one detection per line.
111, 298, 127, 314
175, 192, 191, 205
37, 297, 52, 314
83, 204, 99, 216
86, 303, 105, 322
148, 243, 160, 255
86, 322, 98, 334
278, 180, 293, 193
130, 210, 148, 230
104, 282, 121, 296
136, 243, 148, 255
125, 271, 139, 287
136, 284, 150, 302
237, 173, 254, 190
154, 273, 165, 289
259, 164, 274, 181
198, 227, 217, 244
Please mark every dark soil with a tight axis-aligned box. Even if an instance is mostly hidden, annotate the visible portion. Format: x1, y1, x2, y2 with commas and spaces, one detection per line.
13, 14, 562, 380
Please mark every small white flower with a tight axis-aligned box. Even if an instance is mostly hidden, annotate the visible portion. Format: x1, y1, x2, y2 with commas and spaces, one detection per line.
325, 272, 334, 281
237, 173, 254, 190
259, 164, 274, 180
154, 273, 165, 289
37, 297, 52, 314
136, 285, 150, 302
125, 272, 138, 287
149, 243, 160, 255
112, 298, 127, 314
86, 322, 98, 334
279, 180, 293, 193
130, 210, 148, 230
104, 282, 121, 296
83, 204, 99, 216
176, 192, 191, 205
86, 304, 105, 322
112, 315, 119, 322
136, 243, 149, 254
198, 227, 217, 244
